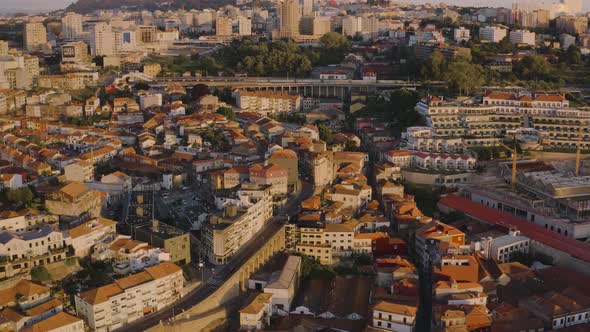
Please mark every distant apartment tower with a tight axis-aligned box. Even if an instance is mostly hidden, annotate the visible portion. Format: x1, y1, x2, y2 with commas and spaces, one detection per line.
561, 33, 576, 49
342, 16, 362, 36
479, 26, 507, 43
89, 22, 114, 56
0, 40, 8, 55
278, 0, 301, 38
556, 15, 589, 35
309, 16, 331, 36
237, 16, 252, 36
62, 12, 84, 40
509, 29, 536, 46
216, 16, 233, 36
454, 27, 470, 43
138, 25, 158, 44
23, 22, 47, 51
563, 0, 583, 15
301, 0, 313, 17
361, 16, 379, 38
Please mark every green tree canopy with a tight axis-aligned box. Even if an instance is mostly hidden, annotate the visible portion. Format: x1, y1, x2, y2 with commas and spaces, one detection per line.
216, 106, 236, 121
421, 50, 445, 81
319, 32, 349, 50
318, 124, 333, 144
445, 57, 485, 95
515, 54, 552, 81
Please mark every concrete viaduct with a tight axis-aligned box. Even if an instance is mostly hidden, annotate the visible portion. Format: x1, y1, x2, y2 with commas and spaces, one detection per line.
150, 77, 421, 98
147, 225, 286, 332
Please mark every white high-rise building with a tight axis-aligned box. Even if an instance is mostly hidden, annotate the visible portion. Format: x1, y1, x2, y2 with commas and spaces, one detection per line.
62, 12, 84, 40
23, 22, 47, 51
312, 16, 331, 36
562, 0, 583, 15
278, 0, 301, 39
479, 26, 508, 43
237, 16, 252, 36
509, 29, 536, 46
342, 16, 362, 36
301, 0, 313, 17
454, 27, 471, 43
89, 22, 114, 57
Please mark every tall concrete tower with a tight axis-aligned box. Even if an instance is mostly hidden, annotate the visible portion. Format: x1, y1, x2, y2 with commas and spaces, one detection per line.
562, 0, 583, 15
279, 0, 301, 39
301, 0, 313, 17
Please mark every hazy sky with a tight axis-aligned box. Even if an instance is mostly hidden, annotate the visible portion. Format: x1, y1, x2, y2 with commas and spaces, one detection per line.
0, 0, 588, 14
0, 0, 72, 13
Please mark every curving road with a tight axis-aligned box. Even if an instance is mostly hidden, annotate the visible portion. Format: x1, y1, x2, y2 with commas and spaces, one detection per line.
118, 180, 313, 332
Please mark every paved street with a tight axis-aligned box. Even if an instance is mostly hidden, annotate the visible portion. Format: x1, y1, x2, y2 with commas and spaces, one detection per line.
118, 180, 312, 332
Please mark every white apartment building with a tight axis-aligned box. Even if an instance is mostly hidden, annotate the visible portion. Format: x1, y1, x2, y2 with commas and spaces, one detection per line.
139, 93, 163, 110
64, 159, 94, 183
479, 26, 507, 43
75, 261, 184, 332
402, 126, 464, 153
454, 27, 471, 43
91, 236, 171, 275
312, 16, 331, 36
509, 29, 536, 46
62, 12, 84, 40
239, 293, 273, 329
415, 93, 590, 150
234, 90, 301, 114
237, 16, 252, 36
342, 16, 362, 37
383, 149, 476, 172
372, 301, 417, 332
202, 185, 274, 264
23, 22, 47, 51
89, 22, 114, 57
69, 217, 117, 257
0, 224, 67, 260
476, 228, 530, 263
0, 210, 57, 233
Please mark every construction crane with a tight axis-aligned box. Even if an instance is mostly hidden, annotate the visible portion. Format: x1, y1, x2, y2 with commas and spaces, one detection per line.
499, 135, 518, 193
576, 126, 585, 177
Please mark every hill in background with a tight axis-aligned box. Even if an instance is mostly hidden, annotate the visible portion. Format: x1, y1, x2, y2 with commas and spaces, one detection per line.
66, 0, 234, 14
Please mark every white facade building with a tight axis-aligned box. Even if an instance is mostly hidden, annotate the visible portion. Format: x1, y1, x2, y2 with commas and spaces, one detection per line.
454, 27, 471, 43
75, 262, 184, 332
479, 26, 507, 43
510, 29, 536, 46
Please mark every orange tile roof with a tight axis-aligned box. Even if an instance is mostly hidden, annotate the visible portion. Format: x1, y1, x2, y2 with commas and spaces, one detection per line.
145, 261, 182, 279
374, 301, 417, 316
21, 312, 81, 332
77, 283, 123, 305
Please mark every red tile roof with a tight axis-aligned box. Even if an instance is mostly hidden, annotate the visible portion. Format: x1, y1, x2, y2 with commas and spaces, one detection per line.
438, 194, 590, 262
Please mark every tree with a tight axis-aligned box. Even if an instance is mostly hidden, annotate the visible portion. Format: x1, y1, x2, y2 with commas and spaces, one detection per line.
5, 187, 34, 208
516, 54, 551, 81
319, 32, 349, 50
445, 57, 484, 95
216, 107, 236, 121
421, 50, 445, 80
31, 266, 51, 283
318, 124, 333, 144
565, 45, 582, 65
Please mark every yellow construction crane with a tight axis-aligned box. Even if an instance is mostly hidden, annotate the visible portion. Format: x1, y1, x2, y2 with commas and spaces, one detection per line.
499, 135, 518, 193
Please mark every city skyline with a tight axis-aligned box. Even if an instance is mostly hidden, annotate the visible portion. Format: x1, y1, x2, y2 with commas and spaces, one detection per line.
1, 0, 590, 14
0, 0, 590, 331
